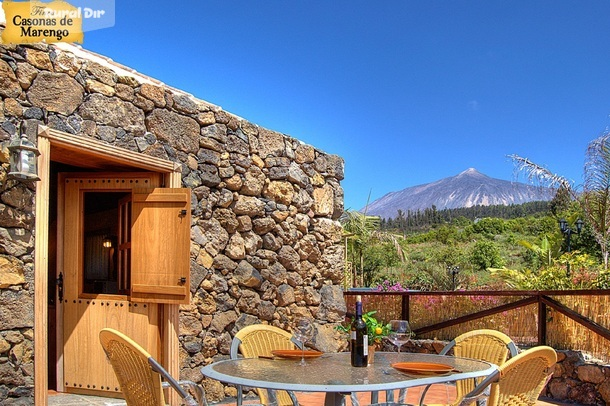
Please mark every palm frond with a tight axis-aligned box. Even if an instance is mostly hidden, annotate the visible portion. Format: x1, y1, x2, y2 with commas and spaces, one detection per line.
508, 154, 578, 200
584, 134, 610, 192
583, 133, 610, 249
340, 210, 381, 235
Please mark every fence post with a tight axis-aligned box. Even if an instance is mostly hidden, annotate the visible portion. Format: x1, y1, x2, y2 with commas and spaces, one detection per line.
401, 293, 410, 321
538, 293, 546, 345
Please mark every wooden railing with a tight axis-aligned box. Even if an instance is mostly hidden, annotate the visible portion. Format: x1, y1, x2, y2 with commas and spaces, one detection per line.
343, 289, 610, 363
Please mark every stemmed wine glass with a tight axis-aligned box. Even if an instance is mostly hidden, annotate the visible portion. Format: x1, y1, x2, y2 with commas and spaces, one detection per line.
387, 320, 412, 354
293, 317, 315, 366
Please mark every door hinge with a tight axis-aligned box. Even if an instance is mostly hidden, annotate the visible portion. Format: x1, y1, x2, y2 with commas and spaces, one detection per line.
56, 272, 64, 303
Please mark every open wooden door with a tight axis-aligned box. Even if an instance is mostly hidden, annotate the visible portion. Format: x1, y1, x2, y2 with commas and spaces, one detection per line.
34, 126, 188, 405
59, 172, 190, 397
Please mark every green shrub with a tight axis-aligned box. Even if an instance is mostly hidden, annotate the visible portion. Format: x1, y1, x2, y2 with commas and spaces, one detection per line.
470, 240, 505, 270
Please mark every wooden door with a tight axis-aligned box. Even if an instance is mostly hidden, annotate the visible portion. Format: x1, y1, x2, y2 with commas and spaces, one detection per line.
130, 188, 192, 303
58, 172, 190, 397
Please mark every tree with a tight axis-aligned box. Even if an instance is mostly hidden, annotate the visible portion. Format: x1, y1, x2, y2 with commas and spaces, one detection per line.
549, 184, 572, 215
361, 244, 402, 286
509, 132, 610, 269
340, 209, 405, 287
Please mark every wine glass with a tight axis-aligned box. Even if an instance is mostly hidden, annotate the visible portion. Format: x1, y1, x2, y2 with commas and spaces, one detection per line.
387, 320, 412, 354
293, 317, 315, 366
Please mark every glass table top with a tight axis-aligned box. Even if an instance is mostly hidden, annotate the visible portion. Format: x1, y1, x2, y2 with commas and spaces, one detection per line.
201, 352, 496, 393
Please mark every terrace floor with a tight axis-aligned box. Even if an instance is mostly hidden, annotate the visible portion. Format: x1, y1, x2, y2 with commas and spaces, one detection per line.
48, 387, 579, 405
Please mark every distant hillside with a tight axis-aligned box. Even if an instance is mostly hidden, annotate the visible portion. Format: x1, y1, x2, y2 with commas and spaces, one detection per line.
365, 168, 554, 219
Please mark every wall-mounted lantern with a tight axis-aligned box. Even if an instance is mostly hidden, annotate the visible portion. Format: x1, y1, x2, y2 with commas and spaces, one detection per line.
8, 133, 40, 182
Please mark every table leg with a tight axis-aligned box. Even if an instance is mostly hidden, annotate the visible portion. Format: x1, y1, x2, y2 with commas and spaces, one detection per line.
265, 389, 278, 406
388, 389, 396, 402
324, 392, 347, 406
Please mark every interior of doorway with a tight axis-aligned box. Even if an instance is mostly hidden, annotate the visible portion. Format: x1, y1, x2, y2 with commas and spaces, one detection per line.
47, 161, 59, 390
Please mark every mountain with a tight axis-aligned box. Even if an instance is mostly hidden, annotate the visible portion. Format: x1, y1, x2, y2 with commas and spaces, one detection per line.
365, 168, 554, 219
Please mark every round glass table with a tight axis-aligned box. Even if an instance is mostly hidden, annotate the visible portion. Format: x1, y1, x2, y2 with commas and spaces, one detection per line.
201, 352, 497, 406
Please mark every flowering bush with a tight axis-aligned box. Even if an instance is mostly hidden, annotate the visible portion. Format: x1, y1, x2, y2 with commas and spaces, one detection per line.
374, 280, 408, 292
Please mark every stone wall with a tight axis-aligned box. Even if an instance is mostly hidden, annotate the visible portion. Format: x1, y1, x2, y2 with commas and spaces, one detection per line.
0, 39, 346, 403
400, 340, 610, 405
546, 351, 610, 406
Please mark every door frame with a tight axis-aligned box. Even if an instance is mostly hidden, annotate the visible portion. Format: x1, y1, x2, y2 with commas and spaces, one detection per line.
34, 125, 184, 405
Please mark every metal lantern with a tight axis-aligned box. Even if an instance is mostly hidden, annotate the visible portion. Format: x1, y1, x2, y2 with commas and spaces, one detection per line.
102, 236, 113, 248
8, 134, 40, 181
576, 218, 584, 233
558, 218, 568, 233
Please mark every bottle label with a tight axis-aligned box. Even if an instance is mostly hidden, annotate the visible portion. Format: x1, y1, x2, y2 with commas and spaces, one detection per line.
351, 331, 356, 340
363, 335, 368, 355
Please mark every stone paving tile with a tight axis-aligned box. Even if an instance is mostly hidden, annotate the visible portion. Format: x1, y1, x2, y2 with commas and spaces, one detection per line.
48, 392, 126, 406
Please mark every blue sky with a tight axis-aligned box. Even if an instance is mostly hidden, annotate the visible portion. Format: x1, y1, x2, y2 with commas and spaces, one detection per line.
79, 1, 610, 211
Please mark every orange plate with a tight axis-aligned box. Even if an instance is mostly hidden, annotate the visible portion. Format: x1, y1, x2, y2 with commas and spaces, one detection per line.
391, 362, 455, 375
271, 349, 324, 359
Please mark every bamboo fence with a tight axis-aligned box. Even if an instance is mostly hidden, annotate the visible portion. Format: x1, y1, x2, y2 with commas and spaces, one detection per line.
344, 290, 610, 363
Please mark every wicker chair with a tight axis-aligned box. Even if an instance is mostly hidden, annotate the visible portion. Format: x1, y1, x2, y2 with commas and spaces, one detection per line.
369, 329, 518, 406
230, 324, 300, 406
455, 345, 557, 406
99, 328, 206, 406
422, 329, 519, 406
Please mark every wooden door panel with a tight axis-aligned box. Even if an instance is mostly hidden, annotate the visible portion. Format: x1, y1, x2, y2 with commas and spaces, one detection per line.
131, 188, 191, 304
62, 298, 160, 394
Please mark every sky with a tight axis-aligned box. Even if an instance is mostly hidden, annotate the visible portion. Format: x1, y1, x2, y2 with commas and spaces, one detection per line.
76, 1, 610, 210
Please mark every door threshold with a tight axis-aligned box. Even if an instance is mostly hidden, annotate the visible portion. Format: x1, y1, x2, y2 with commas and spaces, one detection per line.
48, 391, 126, 406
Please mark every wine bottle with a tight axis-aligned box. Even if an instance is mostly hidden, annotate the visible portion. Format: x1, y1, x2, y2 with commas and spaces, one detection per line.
351, 295, 368, 367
